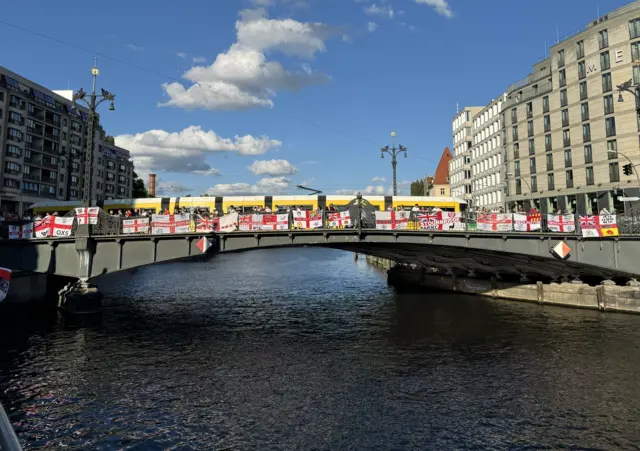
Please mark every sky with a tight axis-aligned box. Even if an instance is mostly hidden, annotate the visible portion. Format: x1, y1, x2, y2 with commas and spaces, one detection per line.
0, 0, 633, 196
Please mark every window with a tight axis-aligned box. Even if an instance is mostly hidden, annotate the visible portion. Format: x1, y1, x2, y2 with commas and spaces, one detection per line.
531, 176, 538, 192
526, 102, 533, 118
560, 89, 568, 107
4, 161, 21, 174
512, 126, 518, 141
557, 49, 565, 67
564, 149, 572, 168
586, 166, 595, 185
440, 188, 445, 195
584, 145, 593, 164
559, 69, 566, 87
566, 170, 574, 188
578, 61, 586, 79
530, 157, 537, 174
576, 40, 585, 59
582, 123, 591, 142
579, 81, 588, 100
607, 139, 618, 159
7, 128, 22, 142
528, 120, 534, 137
633, 42, 640, 84
605, 117, 616, 137
510, 108, 518, 124
515, 178, 522, 195
598, 29, 608, 49
600, 51, 611, 71
533, 84, 538, 96
581, 102, 590, 121
514, 160, 520, 177
609, 162, 620, 182
547, 173, 555, 190
604, 95, 614, 115
541, 98, 549, 115
545, 134, 552, 151
4, 178, 19, 189
546, 153, 554, 171
602, 73, 612, 92
5, 145, 21, 158
631, 19, 640, 39
513, 143, 520, 159
562, 109, 569, 127
544, 115, 551, 132
71, 175, 79, 185
563, 129, 571, 147
529, 139, 535, 155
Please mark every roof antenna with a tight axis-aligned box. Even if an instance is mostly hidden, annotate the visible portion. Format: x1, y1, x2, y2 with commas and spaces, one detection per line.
556, 25, 560, 44
597, 0, 600, 18
456, 102, 459, 114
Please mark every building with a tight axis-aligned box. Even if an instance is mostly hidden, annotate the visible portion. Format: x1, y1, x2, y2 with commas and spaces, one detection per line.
470, 94, 506, 210
428, 147, 453, 197
450, 107, 482, 199
503, 1, 640, 214
0, 66, 134, 215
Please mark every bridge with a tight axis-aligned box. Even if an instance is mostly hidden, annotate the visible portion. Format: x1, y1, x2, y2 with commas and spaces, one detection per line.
1, 227, 639, 313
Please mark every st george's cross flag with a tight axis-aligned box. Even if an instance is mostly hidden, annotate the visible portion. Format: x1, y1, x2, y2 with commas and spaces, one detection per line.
0, 268, 11, 303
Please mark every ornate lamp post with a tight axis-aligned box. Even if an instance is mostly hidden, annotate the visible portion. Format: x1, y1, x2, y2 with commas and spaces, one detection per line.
380, 131, 408, 196
71, 59, 116, 213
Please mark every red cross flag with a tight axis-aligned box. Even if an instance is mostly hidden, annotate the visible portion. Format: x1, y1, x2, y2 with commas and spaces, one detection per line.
0, 267, 11, 303
75, 207, 100, 225
196, 236, 213, 254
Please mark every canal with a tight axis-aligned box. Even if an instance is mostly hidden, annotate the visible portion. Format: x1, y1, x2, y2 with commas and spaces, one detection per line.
1, 248, 640, 450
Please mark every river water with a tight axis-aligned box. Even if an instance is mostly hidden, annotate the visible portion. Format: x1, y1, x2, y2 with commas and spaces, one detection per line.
1, 248, 640, 450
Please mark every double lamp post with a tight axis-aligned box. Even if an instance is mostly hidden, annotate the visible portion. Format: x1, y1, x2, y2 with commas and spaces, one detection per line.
380, 131, 408, 196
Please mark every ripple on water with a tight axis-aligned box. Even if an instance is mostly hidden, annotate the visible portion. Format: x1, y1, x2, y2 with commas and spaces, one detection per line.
1, 248, 640, 450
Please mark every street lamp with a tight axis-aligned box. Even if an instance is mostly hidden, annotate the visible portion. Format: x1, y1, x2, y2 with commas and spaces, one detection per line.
506, 172, 532, 210
608, 149, 640, 187
71, 58, 116, 213
380, 131, 408, 196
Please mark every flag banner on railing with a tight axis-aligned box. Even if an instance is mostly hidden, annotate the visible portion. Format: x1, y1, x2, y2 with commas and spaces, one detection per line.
579, 215, 619, 238
53, 217, 74, 237
34, 217, 52, 238
327, 211, 351, 228
239, 214, 289, 231
218, 212, 239, 233
196, 216, 218, 232
292, 210, 323, 229
416, 211, 462, 231
8, 223, 34, 239
123, 218, 150, 234
375, 211, 409, 230
477, 213, 513, 232
547, 214, 575, 233
75, 207, 99, 225
0, 267, 10, 303
151, 214, 190, 234
513, 213, 541, 232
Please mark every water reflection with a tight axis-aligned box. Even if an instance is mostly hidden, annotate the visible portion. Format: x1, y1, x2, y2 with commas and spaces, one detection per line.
1, 248, 639, 450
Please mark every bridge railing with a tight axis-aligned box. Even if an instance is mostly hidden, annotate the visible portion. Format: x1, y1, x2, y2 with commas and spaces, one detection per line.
0, 400, 22, 451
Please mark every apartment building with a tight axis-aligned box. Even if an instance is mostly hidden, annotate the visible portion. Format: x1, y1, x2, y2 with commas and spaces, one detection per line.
503, 1, 640, 214
470, 95, 506, 210
0, 67, 134, 215
450, 107, 482, 199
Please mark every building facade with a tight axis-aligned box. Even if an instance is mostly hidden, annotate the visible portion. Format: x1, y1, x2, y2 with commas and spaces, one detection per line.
503, 1, 640, 214
0, 67, 134, 215
450, 107, 482, 199
470, 94, 506, 210
428, 147, 453, 197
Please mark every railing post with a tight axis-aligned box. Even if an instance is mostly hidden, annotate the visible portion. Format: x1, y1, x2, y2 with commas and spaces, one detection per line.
356, 192, 363, 232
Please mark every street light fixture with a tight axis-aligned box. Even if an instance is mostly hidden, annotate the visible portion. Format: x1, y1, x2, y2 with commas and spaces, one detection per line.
506, 172, 533, 210
608, 149, 640, 188
616, 79, 639, 106
380, 131, 408, 196
71, 59, 116, 213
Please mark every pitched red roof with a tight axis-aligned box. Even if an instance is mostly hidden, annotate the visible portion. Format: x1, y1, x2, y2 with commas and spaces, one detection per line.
432, 147, 452, 185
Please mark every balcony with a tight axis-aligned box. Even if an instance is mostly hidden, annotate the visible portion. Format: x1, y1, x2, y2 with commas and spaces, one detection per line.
39, 189, 57, 199
24, 173, 40, 182
8, 118, 24, 127
41, 176, 57, 185
44, 131, 60, 141
26, 141, 42, 151
9, 101, 25, 111
24, 155, 41, 166
27, 125, 43, 136
45, 116, 61, 127
42, 160, 58, 170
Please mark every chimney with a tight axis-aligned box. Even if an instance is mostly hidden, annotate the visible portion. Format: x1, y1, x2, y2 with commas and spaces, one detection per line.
148, 173, 156, 197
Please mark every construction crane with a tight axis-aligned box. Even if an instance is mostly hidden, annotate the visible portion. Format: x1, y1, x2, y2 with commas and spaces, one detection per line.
296, 185, 323, 195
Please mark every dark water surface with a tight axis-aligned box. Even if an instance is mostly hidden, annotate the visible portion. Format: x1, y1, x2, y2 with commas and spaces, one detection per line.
1, 248, 640, 450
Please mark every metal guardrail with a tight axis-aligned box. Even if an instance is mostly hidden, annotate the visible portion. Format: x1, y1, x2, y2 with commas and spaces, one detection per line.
0, 401, 22, 451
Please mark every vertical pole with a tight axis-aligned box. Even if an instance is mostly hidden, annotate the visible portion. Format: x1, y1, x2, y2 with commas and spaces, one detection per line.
392, 152, 397, 196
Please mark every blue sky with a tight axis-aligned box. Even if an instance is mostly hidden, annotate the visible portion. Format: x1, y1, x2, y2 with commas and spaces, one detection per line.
0, 0, 632, 196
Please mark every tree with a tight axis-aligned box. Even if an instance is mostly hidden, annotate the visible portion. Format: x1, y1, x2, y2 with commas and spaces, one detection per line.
410, 179, 425, 196
103, 135, 115, 145
132, 171, 149, 198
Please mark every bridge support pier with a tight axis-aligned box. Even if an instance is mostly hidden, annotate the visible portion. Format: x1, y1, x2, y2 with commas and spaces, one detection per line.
58, 279, 103, 314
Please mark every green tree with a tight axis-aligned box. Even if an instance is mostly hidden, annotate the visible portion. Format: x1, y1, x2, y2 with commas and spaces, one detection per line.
103, 135, 115, 145
132, 171, 149, 198
410, 179, 425, 196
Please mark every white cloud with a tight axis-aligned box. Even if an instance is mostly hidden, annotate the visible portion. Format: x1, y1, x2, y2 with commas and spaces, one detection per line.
364, 4, 394, 19
371, 176, 386, 182
177, 52, 188, 59
192, 56, 207, 63
252, 0, 273, 5
248, 159, 298, 176
207, 177, 291, 195
367, 22, 378, 32
336, 185, 385, 195
160, 8, 334, 111
126, 44, 145, 51
415, 0, 453, 18
114, 126, 281, 176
